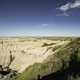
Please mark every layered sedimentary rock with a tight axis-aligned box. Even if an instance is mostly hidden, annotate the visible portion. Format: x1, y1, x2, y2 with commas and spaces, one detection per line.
0, 38, 70, 73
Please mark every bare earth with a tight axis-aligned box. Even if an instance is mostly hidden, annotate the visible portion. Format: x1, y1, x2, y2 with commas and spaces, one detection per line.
0, 38, 70, 73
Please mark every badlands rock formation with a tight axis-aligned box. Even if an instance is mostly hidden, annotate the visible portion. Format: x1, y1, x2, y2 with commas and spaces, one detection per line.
0, 37, 70, 73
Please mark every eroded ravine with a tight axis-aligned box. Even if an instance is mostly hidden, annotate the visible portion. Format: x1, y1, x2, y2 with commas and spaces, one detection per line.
0, 38, 70, 73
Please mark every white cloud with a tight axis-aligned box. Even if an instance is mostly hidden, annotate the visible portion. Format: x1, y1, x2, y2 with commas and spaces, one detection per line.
41, 24, 48, 26
56, 12, 69, 16
56, 0, 80, 16
57, 3, 71, 12
70, 0, 80, 8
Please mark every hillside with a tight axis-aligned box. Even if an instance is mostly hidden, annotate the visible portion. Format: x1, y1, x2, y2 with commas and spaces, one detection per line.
0, 37, 79, 80
16, 38, 80, 80
0, 37, 70, 73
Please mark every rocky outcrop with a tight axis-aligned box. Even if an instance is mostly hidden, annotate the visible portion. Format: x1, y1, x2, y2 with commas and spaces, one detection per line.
16, 38, 80, 80
0, 38, 70, 73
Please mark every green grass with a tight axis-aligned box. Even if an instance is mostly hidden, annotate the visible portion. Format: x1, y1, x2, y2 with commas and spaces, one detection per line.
16, 51, 64, 80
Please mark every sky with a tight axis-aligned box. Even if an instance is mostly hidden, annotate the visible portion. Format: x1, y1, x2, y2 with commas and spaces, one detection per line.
0, 0, 80, 36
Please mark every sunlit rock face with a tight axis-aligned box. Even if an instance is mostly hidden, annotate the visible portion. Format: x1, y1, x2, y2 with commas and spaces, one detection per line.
0, 37, 70, 73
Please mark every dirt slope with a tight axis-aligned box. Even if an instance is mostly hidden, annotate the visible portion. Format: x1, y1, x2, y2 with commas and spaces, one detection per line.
0, 38, 70, 73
